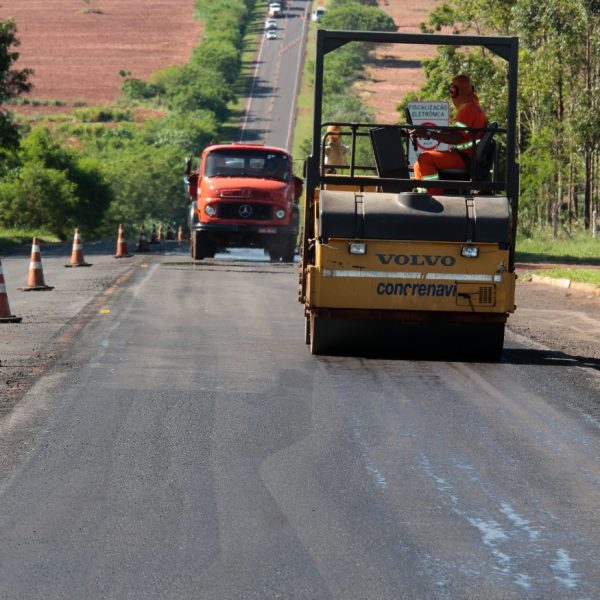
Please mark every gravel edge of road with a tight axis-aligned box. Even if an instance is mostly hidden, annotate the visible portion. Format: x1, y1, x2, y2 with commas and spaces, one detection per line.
1, 261, 139, 419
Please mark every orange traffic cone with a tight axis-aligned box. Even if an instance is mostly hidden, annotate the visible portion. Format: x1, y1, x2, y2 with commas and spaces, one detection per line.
114, 224, 133, 258
177, 226, 184, 242
19, 237, 54, 291
0, 259, 22, 323
136, 224, 150, 252
65, 227, 92, 267
157, 223, 164, 242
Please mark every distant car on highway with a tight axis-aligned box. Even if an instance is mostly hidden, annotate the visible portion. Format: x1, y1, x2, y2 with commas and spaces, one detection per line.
265, 18, 277, 30
268, 2, 281, 17
265, 30, 277, 40
312, 6, 326, 21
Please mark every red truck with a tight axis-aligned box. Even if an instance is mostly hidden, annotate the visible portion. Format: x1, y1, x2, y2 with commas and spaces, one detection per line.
185, 143, 302, 261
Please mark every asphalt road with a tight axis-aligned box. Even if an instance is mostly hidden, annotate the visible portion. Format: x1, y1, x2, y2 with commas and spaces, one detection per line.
1, 245, 600, 599
1, 2, 600, 597
240, 0, 310, 150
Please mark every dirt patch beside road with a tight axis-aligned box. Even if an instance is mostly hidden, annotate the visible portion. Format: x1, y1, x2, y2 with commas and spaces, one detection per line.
358, 0, 443, 123
0, 243, 146, 419
511, 268, 600, 365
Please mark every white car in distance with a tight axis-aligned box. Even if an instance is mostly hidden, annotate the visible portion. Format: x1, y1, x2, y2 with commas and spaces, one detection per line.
265, 29, 277, 40
268, 2, 281, 17
265, 18, 277, 30
312, 6, 326, 21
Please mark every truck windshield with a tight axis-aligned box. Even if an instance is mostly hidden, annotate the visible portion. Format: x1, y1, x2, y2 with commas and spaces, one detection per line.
205, 150, 291, 182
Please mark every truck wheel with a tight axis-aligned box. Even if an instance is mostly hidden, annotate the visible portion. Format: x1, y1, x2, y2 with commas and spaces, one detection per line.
461, 323, 505, 361
191, 231, 212, 261
282, 236, 297, 262
268, 248, 282, 262
191, 231, 201, 260
479, 323, 505, 362
304, 315, 311, 344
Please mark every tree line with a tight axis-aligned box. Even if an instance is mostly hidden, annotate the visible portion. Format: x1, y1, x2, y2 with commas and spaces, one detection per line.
3, 0, 597, 240
299, 0, 397, 165
411, 0, 600, 237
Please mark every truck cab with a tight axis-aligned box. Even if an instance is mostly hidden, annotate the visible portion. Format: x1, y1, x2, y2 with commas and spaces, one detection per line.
186, 143, 302, 261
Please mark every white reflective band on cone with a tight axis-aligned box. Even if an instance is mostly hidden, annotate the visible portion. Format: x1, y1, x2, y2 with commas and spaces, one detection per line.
73, 243, 82, 250
0, 283, 6, 293
29, 261, 42, 269
32, 245, 41, 253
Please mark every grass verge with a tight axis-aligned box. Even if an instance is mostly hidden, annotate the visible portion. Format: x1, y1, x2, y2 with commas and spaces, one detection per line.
522, 267, 600, 289
516, 232, 600, 265
0, 229, 61, 252
291, 18, 316, 166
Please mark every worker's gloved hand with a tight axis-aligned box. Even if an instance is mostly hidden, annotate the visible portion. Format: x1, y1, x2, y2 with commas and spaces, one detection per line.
410, 128, 432, 141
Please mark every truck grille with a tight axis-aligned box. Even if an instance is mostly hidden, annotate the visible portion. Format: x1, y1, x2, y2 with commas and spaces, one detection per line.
220, 189, 270, 200
218, 203, 273, 220
478, 286, 495, 305
456, 284, 496, 307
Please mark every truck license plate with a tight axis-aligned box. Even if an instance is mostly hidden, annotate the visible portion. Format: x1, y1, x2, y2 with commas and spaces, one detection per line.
258, 227, 277, 234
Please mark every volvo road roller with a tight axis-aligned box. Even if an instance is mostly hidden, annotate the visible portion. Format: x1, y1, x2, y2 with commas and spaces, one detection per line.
299, 30, 519, 359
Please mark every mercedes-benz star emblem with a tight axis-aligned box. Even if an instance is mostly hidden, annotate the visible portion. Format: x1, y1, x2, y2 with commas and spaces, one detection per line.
239, 204, 253, 218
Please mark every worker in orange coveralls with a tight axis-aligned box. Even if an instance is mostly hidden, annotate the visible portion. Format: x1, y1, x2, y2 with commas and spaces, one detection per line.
412, 75, 488, 195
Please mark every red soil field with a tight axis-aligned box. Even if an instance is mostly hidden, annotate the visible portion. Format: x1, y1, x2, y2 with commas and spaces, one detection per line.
0, 0, 203, 111
363, 0, 443, 123
0, 0, 442, 122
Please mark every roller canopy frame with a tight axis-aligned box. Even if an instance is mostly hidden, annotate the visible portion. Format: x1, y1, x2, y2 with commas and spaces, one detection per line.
305, 30, 519, 267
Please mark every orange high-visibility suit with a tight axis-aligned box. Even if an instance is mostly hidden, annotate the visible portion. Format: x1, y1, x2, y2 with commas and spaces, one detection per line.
414, 75, 488, 194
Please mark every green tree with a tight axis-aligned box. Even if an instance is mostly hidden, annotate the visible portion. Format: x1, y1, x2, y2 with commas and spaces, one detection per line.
8, 126, 112, 237
321, 2, 396, 32
0, 18, 33, 151
0, 162, 78, 236
166, 67, 235, 119
415, 0, 600, 236
191, 39, 240, 85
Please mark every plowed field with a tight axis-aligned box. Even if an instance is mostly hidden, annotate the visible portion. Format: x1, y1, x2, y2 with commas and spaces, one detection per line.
0, 0, 202, 111
364, 0, 443, 123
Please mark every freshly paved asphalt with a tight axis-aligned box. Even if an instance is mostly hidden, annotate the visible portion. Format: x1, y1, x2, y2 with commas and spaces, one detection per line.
1, 250, 599, 598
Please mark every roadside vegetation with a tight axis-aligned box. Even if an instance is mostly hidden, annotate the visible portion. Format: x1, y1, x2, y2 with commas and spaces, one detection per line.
294, 0, 395, 165
0, 0, 599, 269
523, 267, 600, 288
0, 0, 258, 242
409, 0, 600, 245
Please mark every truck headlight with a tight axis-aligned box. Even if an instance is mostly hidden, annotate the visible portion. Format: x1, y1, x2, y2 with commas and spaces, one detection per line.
461, 245, 479, 258
205, 204, 217, 217
275, 209, 286, 219
349, 242, 367, 255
